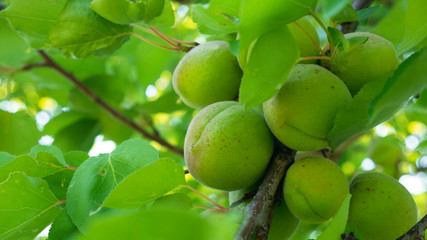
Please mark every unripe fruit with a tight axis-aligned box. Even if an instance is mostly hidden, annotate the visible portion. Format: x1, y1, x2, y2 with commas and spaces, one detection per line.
347, 172, 417, 240
185, 101, 274, 191
288, 17, 320, 61
173, 41, 242, 109
263, 64, 352, 151
329, 32, 399, 95
283, 157, 349, 223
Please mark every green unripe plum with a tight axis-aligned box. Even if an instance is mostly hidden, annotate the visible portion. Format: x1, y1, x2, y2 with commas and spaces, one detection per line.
185, 101, 274, 191
173, 41, 242, 109
288, 17, 320, 61
347, 172, 417, 240
329, 32, 399, 95
283, 157, 349, 223
269, 200, 300, 240
263, 64, 352, 151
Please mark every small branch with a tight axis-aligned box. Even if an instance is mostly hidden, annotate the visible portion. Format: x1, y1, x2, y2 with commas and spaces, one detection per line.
397, 214, 427, 240
36, 50, 184, 156
229, 189, 258, 208
179, 185, 227, 211
292, 21, 326, 56
236, 144, 297, 240
310, 11, 335, 53
131, 32, 183, 51
150, 26, 199, 46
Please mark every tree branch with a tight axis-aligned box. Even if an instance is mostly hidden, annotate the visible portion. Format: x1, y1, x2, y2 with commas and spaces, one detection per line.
397, 214, 427, 240
35, 50, 184, 156
236, 144, 297, 240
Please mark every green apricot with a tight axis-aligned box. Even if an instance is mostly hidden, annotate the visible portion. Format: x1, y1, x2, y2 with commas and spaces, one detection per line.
185, 101, 274, 191
347, 172, 417, 240
283, 157, 349, 223
288, 17, 320, 61
269, 199, 300, 240
329, 32, 399, 95
263, 64, 352, 151
173, 41, 242, 109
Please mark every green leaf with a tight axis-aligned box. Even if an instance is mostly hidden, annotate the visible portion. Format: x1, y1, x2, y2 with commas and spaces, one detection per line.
30, 144, 66, 166
43, 151, 88, 200
370, 0, 407, 45
369, 48, 427, 122
0, 0, 67, 48
49, 0, 133, 58
144, 0, 165, 23
239, 26, 299, 109
317, 194, 351, 240
151, 0, 175, 27
103, 158, 185, 209
209, 0, 241, 17
0, 152, 15, 167
51, 118, 100, 152
0, 110, 41, 155
78, 208, 232, 240
357, 5, 381, 24
150, 193, 193, 210
321, 0, 352, 19
331, 4, 358, 24
0, 19, 33, 67
0, 172, 62, 240
48, 211, 80, 240
397, 0, 427, 55
191, 4, 237, 35
0, 153, 63, 181
238, 0, 317, 67
328, 77, 387, 150
90, 0, 146, 24
327, 49, 427, 150
64, 151, 89, 167
66, 139, 159, 231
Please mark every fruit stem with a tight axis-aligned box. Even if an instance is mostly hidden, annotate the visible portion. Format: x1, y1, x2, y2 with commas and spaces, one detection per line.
292, 21, 326, 56
298, 56, 331, 62
310, 11, 335, 53
131, 32, 183, 51
193, 206, 228, 213
179, 185, 227, 210
150, 26, 199, 46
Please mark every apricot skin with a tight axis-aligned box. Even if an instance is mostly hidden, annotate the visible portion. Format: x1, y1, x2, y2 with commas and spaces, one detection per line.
347, 172, 417, 240
289, 17, 320, 62
263, 64, 352, 151
172, 41, 242, 109
185, 101, 274, 191
329, 32, 399, 95
283, 157, 349, 223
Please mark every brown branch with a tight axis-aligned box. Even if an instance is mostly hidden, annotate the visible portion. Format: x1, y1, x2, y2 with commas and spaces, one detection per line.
235, 144, 297, 240
397, 214, 427, 240
35, 50, 184, 156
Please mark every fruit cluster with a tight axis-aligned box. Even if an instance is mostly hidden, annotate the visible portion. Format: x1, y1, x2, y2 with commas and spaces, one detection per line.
172, 17, 416, 239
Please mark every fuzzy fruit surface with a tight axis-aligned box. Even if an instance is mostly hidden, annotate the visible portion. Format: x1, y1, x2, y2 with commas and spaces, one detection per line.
347, 172, 417, 240
283, 157, 349, 223
288, 17, 320, 62
185, 101, 274, 191
263, 64, 352, 151
329, 32, 398, 95
172, 41, 242, 109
